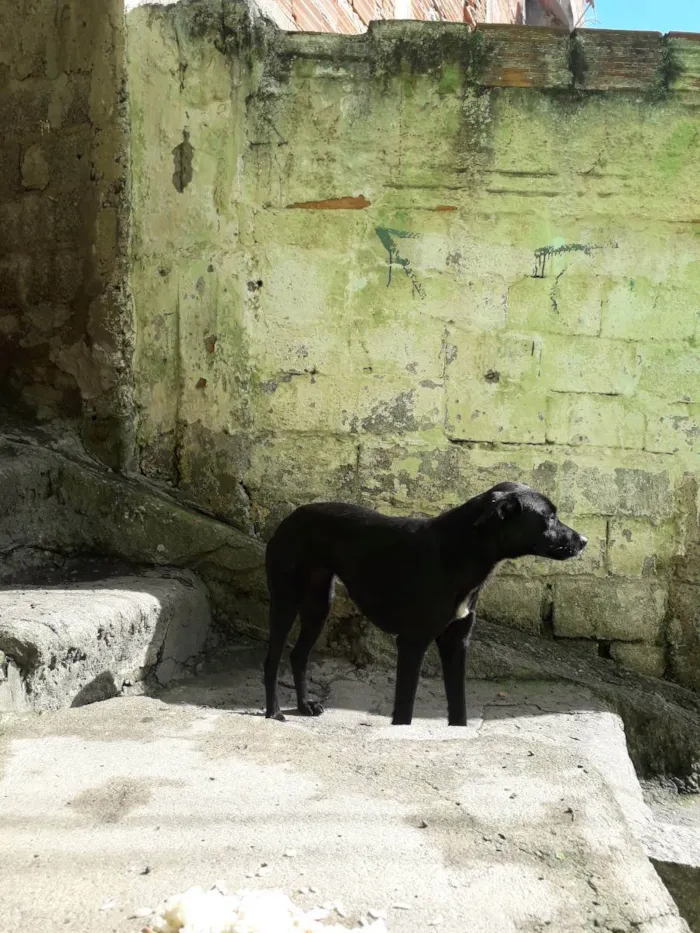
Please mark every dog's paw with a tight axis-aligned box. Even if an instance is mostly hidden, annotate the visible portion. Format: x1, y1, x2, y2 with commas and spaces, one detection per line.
266, 710, 286, 722
298, 700, 324, 717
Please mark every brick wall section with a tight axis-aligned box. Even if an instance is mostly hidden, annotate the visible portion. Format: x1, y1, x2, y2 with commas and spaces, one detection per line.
127, 3, 700, 691
267, 0, 528, 33
254, 0, 589, 32
0, 0, 133, 469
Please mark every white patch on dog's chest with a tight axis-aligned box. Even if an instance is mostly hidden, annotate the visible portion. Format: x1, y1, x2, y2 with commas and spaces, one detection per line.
454, 587, 480, 619
455, 597, 471, 619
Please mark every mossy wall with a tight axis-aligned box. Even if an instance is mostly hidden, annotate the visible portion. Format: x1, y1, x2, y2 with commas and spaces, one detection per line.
127, 1, 700, 687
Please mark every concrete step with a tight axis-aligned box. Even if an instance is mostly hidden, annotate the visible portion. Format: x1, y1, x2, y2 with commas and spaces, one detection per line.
0, 670, 691, 933
0, 570, 212, 711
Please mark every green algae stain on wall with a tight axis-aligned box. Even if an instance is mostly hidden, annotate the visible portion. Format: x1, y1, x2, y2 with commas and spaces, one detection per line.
657, 119, 699, 178
126, 0, 700, 688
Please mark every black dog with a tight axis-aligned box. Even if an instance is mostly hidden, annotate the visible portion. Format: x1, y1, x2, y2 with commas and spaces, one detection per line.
264, 482, 587, 726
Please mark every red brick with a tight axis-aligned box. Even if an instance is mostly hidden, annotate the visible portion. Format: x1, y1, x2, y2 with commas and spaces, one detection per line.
351, 0, 378, 26
293, 0, 332, 31
335, 0, 364, 32
312, 0, 339, 29
275, 0, 294, 19
307, 0, 363, 31
438, 0, 464, 22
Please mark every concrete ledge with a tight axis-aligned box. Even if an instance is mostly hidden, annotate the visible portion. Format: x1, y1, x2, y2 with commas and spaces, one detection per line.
256, 12, 700, 97
0, 571, 212, 711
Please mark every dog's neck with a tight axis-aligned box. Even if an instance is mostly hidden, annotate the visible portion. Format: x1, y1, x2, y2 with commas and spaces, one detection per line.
431, 500, 502, 587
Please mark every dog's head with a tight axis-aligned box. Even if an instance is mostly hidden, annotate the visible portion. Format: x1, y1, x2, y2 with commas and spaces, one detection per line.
475, 482, 587, 562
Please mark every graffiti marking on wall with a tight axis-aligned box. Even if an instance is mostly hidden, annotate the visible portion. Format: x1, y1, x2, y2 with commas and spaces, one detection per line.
375, 227, 426, 300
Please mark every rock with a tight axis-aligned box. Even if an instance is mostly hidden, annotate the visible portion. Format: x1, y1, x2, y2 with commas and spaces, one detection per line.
469, 621, 700, 790
0, 435, 267, 634
0, 655, 27, 712
610, 642, 666, 680
651, 861, 700, 933
0, 570, 212, 710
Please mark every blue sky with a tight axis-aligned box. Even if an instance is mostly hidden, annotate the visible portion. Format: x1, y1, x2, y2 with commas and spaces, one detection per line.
592, 0, 700, 33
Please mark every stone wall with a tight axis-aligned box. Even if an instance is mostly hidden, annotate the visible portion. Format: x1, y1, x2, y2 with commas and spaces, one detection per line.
0, 0, 133, 469
126, 3, 700, 689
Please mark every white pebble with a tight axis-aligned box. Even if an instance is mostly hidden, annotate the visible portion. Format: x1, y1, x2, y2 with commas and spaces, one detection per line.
130, 907, 153, 918
393, 903, 411, 910
429, 915, 444, 926
284, 850, 296, 858
368, 908, 384, 919
99, 900, 117, 911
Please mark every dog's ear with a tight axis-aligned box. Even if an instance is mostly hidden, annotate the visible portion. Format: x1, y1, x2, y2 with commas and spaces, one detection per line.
475, 490, 523, 527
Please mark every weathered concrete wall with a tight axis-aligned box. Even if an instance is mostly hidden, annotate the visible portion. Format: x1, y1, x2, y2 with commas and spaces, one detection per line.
126, 2, 700, 687
0, 0, 134, 468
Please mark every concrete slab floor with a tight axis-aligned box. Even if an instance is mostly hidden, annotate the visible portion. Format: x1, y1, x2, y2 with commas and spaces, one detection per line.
0, 663, 690, 933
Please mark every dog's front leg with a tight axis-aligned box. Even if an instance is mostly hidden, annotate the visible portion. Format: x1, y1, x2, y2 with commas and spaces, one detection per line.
435, 613, 476, 726
392, 635, 431, 725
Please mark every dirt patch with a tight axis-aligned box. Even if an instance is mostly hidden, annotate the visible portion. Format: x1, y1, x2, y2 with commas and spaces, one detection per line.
69, 776, 182, 824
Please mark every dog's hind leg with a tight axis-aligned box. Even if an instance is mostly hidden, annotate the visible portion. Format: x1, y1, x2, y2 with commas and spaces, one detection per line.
392, 635, 431, 726
264, 593, 298, 722
290, 570, 333, 716
435, 613, 476, 726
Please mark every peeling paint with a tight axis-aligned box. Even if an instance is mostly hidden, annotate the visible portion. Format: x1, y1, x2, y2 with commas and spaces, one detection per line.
286, 195, 371, 210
